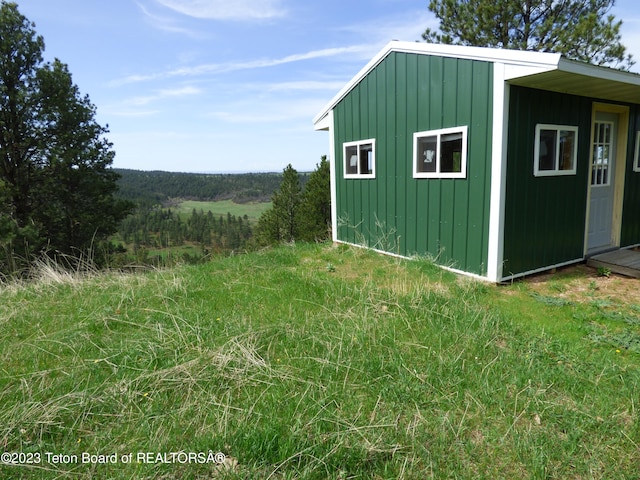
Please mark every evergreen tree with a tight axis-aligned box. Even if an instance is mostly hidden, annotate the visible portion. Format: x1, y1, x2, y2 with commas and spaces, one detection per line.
257, 164, 302, 244
276, 164, 302, 242
423, 0, 633, 69
0, 2, 132, 274
256, 159, 331, 245
298, 156, 331, 242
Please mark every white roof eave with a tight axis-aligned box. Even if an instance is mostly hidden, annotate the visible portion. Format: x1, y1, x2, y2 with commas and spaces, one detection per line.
313, 40, 640, 127
313, 40, 562, 127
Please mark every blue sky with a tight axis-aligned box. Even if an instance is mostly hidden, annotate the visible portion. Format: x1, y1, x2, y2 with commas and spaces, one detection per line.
14, 0, 640, 173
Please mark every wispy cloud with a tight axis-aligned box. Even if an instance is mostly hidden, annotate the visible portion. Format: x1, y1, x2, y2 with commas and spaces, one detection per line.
137, 1, 209, 37
103, 85, 202, 116
110, 45, 371, 86
129, 85, 202, 106
153, 0, 286, 20
265, 80, 349, 92
207, 97, 328, 124
340, 10, 436, 45
104, 109, 161, 118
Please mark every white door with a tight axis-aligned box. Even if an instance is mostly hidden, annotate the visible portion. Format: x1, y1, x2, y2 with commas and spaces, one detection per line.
587, 112, 617, 252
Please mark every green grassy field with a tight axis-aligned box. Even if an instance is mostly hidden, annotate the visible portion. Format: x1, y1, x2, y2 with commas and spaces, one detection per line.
1, 244, 639, 479
175, 199, 271, 222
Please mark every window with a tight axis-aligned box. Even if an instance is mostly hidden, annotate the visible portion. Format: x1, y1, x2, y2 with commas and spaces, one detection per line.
534, 124, 578, 176
634, 131, 640, 172
592, 121, 614, 186
413, 126, 467, 178
343, 139, 375, 178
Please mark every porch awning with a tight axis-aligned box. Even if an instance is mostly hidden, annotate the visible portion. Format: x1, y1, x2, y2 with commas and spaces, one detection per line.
507, 58, 640, 104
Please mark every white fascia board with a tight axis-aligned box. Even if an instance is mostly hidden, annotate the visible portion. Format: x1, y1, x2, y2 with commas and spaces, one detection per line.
314, 40, 640, 126
387, 41, 561, 68
313, 41, 563, 125
558, 57, 640, 86
503, 62, 559, 80
314, 113, 331, 131
313, 42, 392, 127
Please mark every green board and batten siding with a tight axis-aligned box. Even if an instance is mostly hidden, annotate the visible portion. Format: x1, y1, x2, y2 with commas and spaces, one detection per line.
502, 86, 593, 277
332, 52, 493, 275
503, 87, 640, 278
622, 106, 640, 246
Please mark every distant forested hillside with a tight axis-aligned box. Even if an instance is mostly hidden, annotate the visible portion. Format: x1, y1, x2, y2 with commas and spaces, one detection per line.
114, 168, 309, 205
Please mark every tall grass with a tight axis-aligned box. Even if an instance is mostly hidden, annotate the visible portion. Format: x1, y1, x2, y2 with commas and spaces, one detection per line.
0, 243, 638, 478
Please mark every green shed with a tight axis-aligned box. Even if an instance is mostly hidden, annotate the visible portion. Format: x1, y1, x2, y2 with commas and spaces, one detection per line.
313, 41, 640, 282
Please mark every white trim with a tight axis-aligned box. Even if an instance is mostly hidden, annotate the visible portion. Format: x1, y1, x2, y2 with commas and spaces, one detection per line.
487, 63, 509, 283
314, 114, 331, 131
558, 57, 640, 87
336, 239, 612, 283
533, 124, 579, 177
327, 111, 338, 243
412, 126, 467, 179
313, 41, 563, 129
334, 240, 493, 282
313, 40, 640, 131
343, 138, 376, 179
500, 257, 585, 283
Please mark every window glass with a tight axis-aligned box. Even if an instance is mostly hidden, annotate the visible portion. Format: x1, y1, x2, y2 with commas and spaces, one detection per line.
359, 143, 373, 175
416, 136, 437, 173
591, 122, 612, 186
343, 139, 375, 178
440, 133, 463, 173
413, 127, 467, 179
345, 145, 358, 175
558, 130, 576, 171
537, 130, 557, 171
534, 124, 578, 176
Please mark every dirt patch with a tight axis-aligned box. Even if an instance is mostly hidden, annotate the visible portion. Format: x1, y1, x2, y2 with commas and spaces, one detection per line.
520, 263, 640, 306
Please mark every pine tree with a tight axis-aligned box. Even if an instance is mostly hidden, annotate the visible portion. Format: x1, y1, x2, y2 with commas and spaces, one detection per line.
256, 164, 302, 244
0, 2, 132, 274
298, 156, 331, 242
423, 0, 633, 70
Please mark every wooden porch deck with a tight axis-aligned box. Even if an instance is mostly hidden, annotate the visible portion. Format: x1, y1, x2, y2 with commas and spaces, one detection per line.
587, 249, 640, 278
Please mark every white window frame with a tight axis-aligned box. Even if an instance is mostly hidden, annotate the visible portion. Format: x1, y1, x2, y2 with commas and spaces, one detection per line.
343, 139, 375, 179
634, 131, 640, 172
534, 124, 578, 177
413, 126, 468, 179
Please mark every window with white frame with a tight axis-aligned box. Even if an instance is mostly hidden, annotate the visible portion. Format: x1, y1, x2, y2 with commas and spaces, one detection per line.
413, 126, 467, 179
634, 131, 640, 172
534, 124, 578, 176
343, 139, 375, 178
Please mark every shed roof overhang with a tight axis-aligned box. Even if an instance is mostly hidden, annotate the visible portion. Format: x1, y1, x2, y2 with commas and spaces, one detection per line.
313, 40, 640, 130
507, 58, 640, 104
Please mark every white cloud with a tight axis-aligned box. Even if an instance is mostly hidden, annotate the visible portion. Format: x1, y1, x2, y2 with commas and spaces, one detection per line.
339, 10, 437, 45
110, 45, 372, 86
207, 97, 328, 124
153, 0, 286, 20
265, 80, 348, 92
129, 85, 202, 106
104, 109, 161, 118
137, 1, 207, 37
103, 85, 202, 116
619, 18, 640, 73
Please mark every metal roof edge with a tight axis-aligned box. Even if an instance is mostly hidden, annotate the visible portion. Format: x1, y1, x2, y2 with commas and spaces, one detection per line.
313, 40, 640, 127
313, 40, 563, 126
557, 57, 640, 86
312, 41, 396, 126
